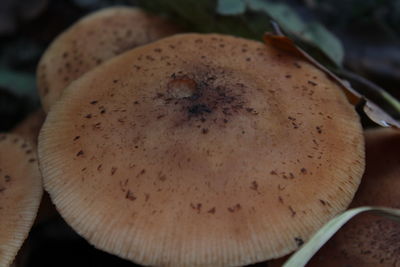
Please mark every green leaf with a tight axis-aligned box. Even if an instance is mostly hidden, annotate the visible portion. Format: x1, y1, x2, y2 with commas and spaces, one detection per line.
299, 22, 344, 67
283, 206, 400, 267
246, 0, 306, 33
217, 0, 246, 15
138, 0, 266, 39
246, 0, 343, 67
142, 0, 344, 67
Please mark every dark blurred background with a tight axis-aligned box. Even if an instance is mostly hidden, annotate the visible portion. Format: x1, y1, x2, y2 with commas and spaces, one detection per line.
1, 0, 400, 266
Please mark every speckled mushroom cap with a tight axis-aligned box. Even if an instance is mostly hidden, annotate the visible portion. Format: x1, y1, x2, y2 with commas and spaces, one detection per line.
38, 33, 365, 266
12, 109, 46, 144
0, 134, 43, 266
37, 6, 180, 113
309, 128, 400, 267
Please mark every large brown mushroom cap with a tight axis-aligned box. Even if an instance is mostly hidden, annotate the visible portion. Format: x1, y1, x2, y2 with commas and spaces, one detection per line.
309, 128, 400, 267
37, 6, 180, 113
38, 33, 364, 266
0, 134, 43, 266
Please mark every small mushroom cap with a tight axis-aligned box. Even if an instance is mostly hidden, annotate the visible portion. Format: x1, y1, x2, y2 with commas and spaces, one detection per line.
12, 109, 46, 144
309, 128, 400, 267
38, 33, 364, 266
0, 134, 43, 266
37, 6, 180, 113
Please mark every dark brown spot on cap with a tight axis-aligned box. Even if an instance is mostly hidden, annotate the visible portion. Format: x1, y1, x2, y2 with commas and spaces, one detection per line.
207, 207, 216, 214
228, 203, 242, 213
289, 206, 296, 217
250, 181, 258, 191
308, 80, 317, 86
137, 169, 146, 177
126, 190, 136, 201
